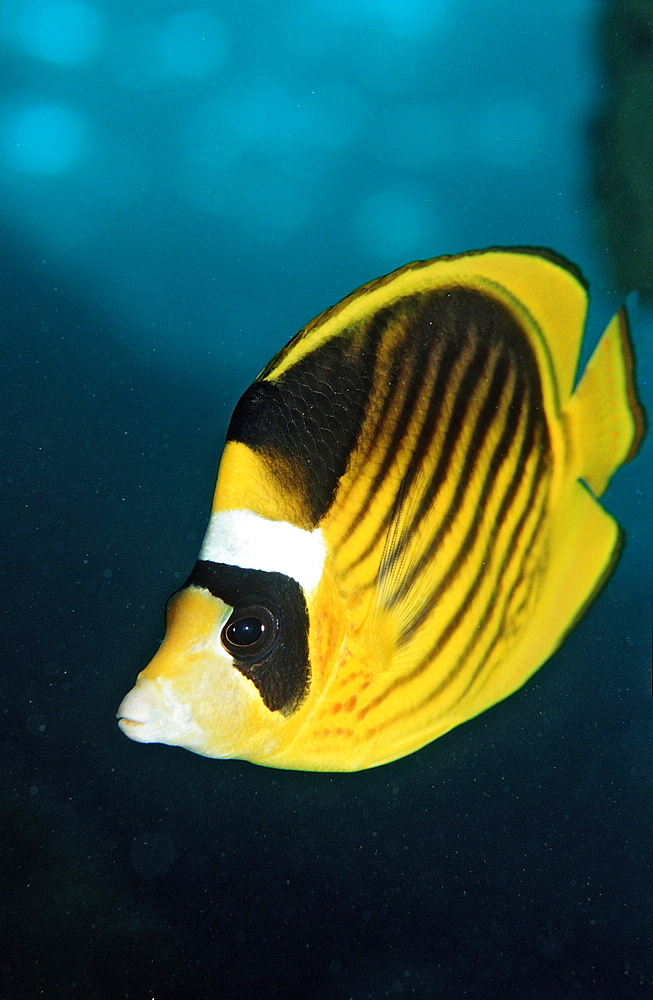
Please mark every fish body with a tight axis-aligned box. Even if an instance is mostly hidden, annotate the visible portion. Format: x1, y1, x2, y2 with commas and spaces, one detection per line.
118, 247, 646, 771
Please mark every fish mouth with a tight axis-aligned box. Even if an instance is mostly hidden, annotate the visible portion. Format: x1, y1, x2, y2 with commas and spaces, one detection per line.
116, 683, 169, 744
117, 716, 144, 730
116, 679, 205, 748
117, 713, 161, 744
117, 683, 154, 724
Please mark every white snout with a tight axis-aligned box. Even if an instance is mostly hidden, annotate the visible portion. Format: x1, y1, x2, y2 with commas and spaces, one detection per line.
117, 678, 204, 748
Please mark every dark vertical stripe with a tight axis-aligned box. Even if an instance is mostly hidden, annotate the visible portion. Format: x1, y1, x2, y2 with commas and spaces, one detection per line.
394, 369, 527, 640
388, 344, 513, 609
338, 335, 482, 575
404, 338, 489, 535
416, 451, 548, 684
394, 363, 541, 639
445, 496, 549, 708
404, 487, 549, 722
357, 438, 549, 722
335, 306, 446, 550
374, 336, 477, 573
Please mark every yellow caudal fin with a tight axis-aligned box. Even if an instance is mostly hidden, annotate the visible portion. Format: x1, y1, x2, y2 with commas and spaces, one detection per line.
565, 306, 646, 497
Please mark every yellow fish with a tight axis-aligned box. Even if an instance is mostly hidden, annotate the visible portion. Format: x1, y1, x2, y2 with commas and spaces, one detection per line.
118, 247, 646, 771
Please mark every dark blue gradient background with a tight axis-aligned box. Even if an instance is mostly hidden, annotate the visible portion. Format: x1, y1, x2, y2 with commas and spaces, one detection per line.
1, 2, 651, 997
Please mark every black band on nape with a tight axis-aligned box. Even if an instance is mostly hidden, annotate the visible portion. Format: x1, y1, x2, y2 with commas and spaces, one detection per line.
226, 321, 384, 525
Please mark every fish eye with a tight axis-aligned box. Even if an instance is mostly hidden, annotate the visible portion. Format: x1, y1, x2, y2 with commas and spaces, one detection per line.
226, 617, 263, 645
220, 602, 279, 660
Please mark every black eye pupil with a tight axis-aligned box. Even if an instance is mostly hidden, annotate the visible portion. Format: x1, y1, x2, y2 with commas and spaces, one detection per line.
221, 600, 278, 659
226, 616, 264, 647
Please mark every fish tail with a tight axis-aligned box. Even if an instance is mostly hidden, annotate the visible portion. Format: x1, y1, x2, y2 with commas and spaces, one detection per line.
566, 305, 646, 497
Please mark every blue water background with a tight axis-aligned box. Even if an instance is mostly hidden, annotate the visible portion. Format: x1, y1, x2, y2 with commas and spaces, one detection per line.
1, 1, 651, 997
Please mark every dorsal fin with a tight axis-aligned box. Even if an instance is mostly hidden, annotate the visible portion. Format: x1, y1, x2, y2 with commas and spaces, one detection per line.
264, 247, 589, 410
425, 248, 589, 405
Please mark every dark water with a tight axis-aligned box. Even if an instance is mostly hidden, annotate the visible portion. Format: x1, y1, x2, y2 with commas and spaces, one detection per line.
1, 2, 651, 998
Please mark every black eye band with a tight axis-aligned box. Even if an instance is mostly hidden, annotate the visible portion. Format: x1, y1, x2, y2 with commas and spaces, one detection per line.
183, 560, 310, 714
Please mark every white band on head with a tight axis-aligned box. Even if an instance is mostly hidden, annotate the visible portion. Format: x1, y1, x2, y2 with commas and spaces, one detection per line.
199, 509, 326, 594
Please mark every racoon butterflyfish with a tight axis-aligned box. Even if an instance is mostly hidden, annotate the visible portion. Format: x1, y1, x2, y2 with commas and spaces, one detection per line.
118, 247, 646, 771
